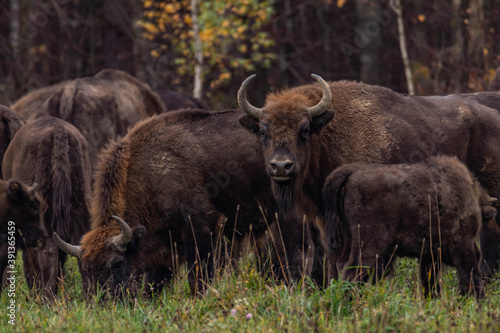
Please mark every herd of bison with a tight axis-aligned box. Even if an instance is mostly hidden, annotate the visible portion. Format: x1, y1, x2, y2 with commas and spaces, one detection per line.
2, 68, 500, 302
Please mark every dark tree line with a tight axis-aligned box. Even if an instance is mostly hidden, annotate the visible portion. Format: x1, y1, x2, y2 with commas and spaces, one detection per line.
0, 0, 499, 107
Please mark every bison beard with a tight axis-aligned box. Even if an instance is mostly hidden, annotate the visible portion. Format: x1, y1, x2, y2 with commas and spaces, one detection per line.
272, 181, 296, 212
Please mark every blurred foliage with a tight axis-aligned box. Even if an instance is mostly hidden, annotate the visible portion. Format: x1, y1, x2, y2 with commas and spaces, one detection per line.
137, 0, 276, 92
1, 0, 500, 108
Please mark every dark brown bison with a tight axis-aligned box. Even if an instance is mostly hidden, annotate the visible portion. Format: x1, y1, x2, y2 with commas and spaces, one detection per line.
323, 155, 496, 299
0, 105, 25, 177
0, 180, 44, 293
2, 116, 91, 298
238, 74, 500, 279
154, 89, 208, 111
11, 69, 166, 169
53, 109, 316, 296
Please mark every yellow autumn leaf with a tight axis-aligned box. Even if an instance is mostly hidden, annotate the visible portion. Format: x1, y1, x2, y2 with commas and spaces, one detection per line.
165, 4, 176, 14
219, 72, 231, 81
237, 26, 246, 34
151, 50, 160, 58
337, 0, 346, 8
418, 14, 425, 22
484, 48, 489, 55
144, 0, 153, 9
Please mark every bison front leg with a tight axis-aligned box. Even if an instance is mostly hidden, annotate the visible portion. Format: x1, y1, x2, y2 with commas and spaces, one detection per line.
453, 242, 484, 299
419, 256, 441, 299
0, 238, 13, 293
479, 218, 500, 279
182, 211, 220, 295
274, 213, 315, 284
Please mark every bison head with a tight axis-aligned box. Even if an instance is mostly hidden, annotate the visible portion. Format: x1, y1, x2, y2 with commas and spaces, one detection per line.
3, 180, 44, 248
238, 74, 334, 211
54, 215, 146, 295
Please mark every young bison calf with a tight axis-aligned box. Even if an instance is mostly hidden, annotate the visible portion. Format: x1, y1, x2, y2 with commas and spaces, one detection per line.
323, 155, 496, 299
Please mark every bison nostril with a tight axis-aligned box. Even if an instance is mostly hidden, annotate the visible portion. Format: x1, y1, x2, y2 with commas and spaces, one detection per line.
270, 163, 278, 172
284, 163, 294, 172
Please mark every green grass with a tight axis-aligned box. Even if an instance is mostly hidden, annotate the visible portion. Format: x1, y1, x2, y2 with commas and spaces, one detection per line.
2, 253, 500, 332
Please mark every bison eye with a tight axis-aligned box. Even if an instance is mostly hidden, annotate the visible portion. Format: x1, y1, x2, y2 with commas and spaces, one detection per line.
258, 127, 269, 143
112, 260, 124, 271
299, 126, 310, 142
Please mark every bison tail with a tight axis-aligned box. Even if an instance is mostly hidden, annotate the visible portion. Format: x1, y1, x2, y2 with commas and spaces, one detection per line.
489, 67, 500, 91
58, 81, 77, 120
322, 166, 355, 260
50, 129, 73, 240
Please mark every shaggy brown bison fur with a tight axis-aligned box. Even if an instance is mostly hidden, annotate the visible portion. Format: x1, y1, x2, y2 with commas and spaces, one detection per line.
0, 105, 25, 177
2, 116, 91, 298
11, 69, 166, 169
54, 110, 314, 296
238, 74, 500, 280
323, 155, 496, 299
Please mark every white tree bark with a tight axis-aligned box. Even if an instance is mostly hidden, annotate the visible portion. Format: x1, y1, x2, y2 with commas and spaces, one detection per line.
390, 0, 415, 95
191, 0, 203, 99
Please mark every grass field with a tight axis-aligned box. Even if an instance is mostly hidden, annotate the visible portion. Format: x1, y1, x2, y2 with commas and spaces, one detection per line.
1, 252, 500, 332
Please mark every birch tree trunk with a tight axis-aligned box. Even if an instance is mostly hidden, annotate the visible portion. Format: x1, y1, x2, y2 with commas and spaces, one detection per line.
191, 0, 203, 99
390, 0, 415, 95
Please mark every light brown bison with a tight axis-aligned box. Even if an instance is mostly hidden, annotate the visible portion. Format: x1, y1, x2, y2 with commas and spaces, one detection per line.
0, 105, 25, 177
3, 116, 91, 298
238, 74, 500, 279
11, 69, 166, 169
323, 155, 496, 299
53, 109, 316, 296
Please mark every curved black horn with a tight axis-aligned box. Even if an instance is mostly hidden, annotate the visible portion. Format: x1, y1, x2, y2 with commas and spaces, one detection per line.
238, 74, 263, 119
307, 74, 332, 118
53, 232, 82, 258
111, 215, 132, 250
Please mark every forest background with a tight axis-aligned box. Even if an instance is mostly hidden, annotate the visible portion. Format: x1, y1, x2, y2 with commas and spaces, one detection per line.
0, 0, 499, 109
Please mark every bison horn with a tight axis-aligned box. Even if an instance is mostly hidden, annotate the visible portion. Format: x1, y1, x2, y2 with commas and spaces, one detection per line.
238, 74, 263, 119
53, 232, 82, 258
307, 74, 332, 118
111, 215, 132, 250
490, 197, 498, 203
28, 183, 39, 196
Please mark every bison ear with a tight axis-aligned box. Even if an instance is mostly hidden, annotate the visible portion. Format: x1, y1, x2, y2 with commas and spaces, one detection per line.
239, 115, 260, 134
482, 205, 497, 221
311, 109, 335, 133
128, 225, 146, 250
7, 180, 23, 202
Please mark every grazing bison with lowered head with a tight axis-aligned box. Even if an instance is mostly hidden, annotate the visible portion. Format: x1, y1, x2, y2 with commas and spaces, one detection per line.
238, 74, 500, 279
0, 106, 25, 177
0, 179, 44, 293
2, 116, 91, 298
53, 109, 320, 297
323, 155, 496, 299
11, 69, 166, 170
